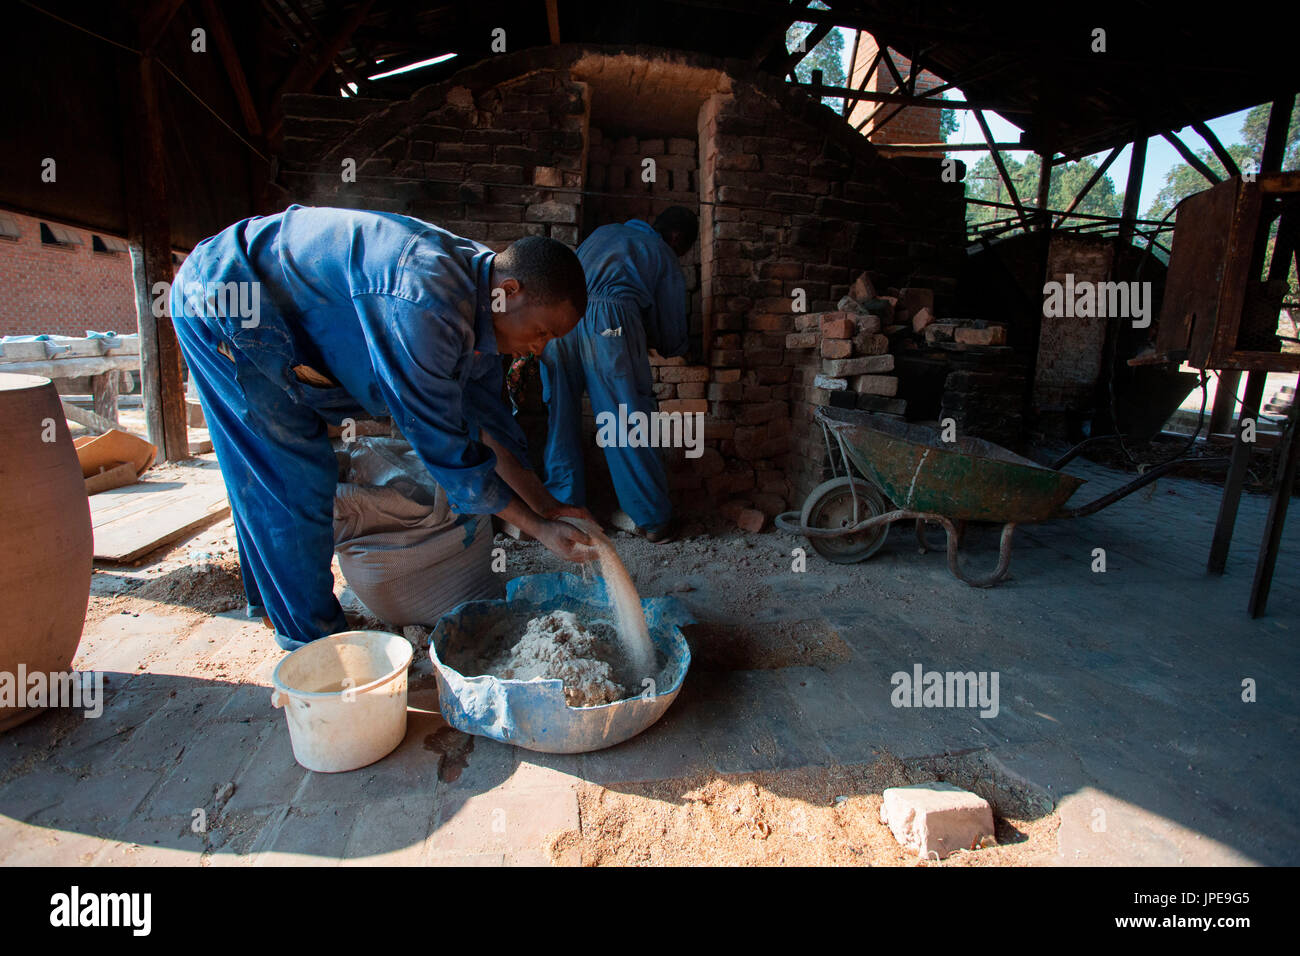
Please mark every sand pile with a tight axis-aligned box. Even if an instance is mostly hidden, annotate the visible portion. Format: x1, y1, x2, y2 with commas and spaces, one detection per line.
484, 610, 627, 707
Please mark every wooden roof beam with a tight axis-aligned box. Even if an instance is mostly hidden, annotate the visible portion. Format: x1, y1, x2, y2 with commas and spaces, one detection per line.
1191, 119, 1241, 178
199, 0, 262, 137
974, 109, 1029, 227
1162, 129, 1222, 185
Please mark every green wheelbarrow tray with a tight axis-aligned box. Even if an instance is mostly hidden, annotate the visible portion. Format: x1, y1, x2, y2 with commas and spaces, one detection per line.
775, 407, 1229, 587
819, 407, 1085, 523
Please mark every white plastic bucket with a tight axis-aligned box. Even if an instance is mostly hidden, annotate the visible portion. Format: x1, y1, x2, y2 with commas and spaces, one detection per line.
271, 630, 414, 773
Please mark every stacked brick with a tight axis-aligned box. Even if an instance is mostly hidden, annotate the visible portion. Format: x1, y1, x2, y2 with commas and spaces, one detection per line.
694, 81, 964, 527
585, 130, 698, 224
281, 68, 591, 250
940, 354, 1028, 450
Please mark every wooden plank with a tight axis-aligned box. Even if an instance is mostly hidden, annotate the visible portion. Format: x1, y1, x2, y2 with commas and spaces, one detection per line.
0, 354, 141, 378
89, 459, 230, 563
85, 462, 139, 496
62, 399, 121, 436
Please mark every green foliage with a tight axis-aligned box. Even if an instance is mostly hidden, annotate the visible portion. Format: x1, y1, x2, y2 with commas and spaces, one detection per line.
965, 152, 1125, 236
788, 10, 848, 111
939, 108, 958, 141
1146, 102, 1299, 219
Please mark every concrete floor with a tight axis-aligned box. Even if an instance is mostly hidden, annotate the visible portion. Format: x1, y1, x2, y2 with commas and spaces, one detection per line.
1, 458, 1297, 865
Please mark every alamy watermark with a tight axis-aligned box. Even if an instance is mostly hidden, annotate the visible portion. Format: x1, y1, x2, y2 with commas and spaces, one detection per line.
0, 668, 104, 718
595, 403, 704, 459
49, 886, 150, 936
1043, 273, 1152, 328
153, 279, 262, 328
890, 663, 999, 718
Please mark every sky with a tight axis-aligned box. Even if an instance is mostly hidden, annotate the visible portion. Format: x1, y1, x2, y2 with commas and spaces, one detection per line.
822, 29, 1256, 219
949, 106, 1254, 218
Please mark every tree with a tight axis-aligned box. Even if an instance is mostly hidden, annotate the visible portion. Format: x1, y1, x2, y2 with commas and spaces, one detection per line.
787, 5, 847, 111
1146, 101, 1299, 219
1241, 100, 1300, 170
939, 108, 958, 142
965, 152, 1125, 235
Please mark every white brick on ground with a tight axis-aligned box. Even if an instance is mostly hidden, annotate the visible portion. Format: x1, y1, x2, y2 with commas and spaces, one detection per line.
879, 781, 996, 859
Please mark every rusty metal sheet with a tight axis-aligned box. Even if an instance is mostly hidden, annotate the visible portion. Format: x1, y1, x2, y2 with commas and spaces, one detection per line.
1157, 178, 1239, 367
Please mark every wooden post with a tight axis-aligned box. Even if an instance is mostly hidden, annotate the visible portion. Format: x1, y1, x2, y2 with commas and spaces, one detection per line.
125, 54, 188, 461
1249, 373, 1300, 616
1035, 151, 1052, 232
1207, 370, 1266, 574
1208, 370, 1241, 435
1206, 94, 1294, 575
1117, 134, 1146, 248
91, 371, 119, 426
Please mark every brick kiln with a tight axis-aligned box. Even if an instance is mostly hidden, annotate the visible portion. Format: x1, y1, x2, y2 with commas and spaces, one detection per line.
278, 44, 967, 530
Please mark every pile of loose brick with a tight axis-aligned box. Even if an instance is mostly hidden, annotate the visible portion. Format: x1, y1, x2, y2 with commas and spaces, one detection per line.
794, 271, 907, 415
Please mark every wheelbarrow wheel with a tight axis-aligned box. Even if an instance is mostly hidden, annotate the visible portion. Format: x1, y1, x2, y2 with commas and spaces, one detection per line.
800, 476, 890, 565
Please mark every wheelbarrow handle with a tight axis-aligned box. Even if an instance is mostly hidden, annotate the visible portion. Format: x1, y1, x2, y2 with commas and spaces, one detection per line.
1055, 456, 1230, 519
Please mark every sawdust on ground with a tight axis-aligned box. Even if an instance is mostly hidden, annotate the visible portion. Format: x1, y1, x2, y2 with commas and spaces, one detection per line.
548, 754, 1059, 867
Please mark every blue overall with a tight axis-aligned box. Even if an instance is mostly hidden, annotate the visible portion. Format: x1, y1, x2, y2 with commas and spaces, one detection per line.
170, 205, 528, 650
539, 220, 688, 533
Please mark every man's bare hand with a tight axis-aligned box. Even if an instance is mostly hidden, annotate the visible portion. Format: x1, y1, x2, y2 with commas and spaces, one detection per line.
535, 520, 596, 563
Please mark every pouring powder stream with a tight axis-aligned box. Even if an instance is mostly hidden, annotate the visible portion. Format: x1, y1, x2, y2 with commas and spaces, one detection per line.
564, 518, 657, 685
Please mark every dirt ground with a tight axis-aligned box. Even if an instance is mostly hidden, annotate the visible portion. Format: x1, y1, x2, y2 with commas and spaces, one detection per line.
548, 751, 1058, 867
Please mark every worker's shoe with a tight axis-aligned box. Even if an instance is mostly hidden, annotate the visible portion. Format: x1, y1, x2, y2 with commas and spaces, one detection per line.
642, 521, 676, 545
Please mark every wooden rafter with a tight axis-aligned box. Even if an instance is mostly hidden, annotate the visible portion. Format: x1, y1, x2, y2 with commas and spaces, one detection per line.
1052, 144, 1121, 227
278, 0, 370, 91
1191, 119, 1241, 178
880, 44, 906, 92
749, 0, 810, 68
199, 0, 262, 137
268, 0, 377, 138
140, 0, 187, 54
780, 21, 832, 78
1117, 134, 1147, 247
974, 109, 1028, 226
1162, 129, 1222, 184
546, 0, 561, 44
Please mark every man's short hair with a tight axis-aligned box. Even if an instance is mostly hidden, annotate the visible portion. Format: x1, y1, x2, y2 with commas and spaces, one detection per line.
653, 206, 699, 249
495, 236, 587, 315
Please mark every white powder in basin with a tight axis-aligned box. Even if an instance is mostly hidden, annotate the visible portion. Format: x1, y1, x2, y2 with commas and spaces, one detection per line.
485, 610, 626, 708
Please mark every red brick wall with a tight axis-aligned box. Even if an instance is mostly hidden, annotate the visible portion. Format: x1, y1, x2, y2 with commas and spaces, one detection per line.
0, 211, 137, 337
848, 39, 944, 150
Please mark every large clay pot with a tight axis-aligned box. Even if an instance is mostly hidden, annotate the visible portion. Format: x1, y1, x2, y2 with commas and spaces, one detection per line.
0, 373, 93, 731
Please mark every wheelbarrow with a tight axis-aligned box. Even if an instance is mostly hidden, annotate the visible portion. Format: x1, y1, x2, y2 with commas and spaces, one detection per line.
775, 407, 1227, 587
